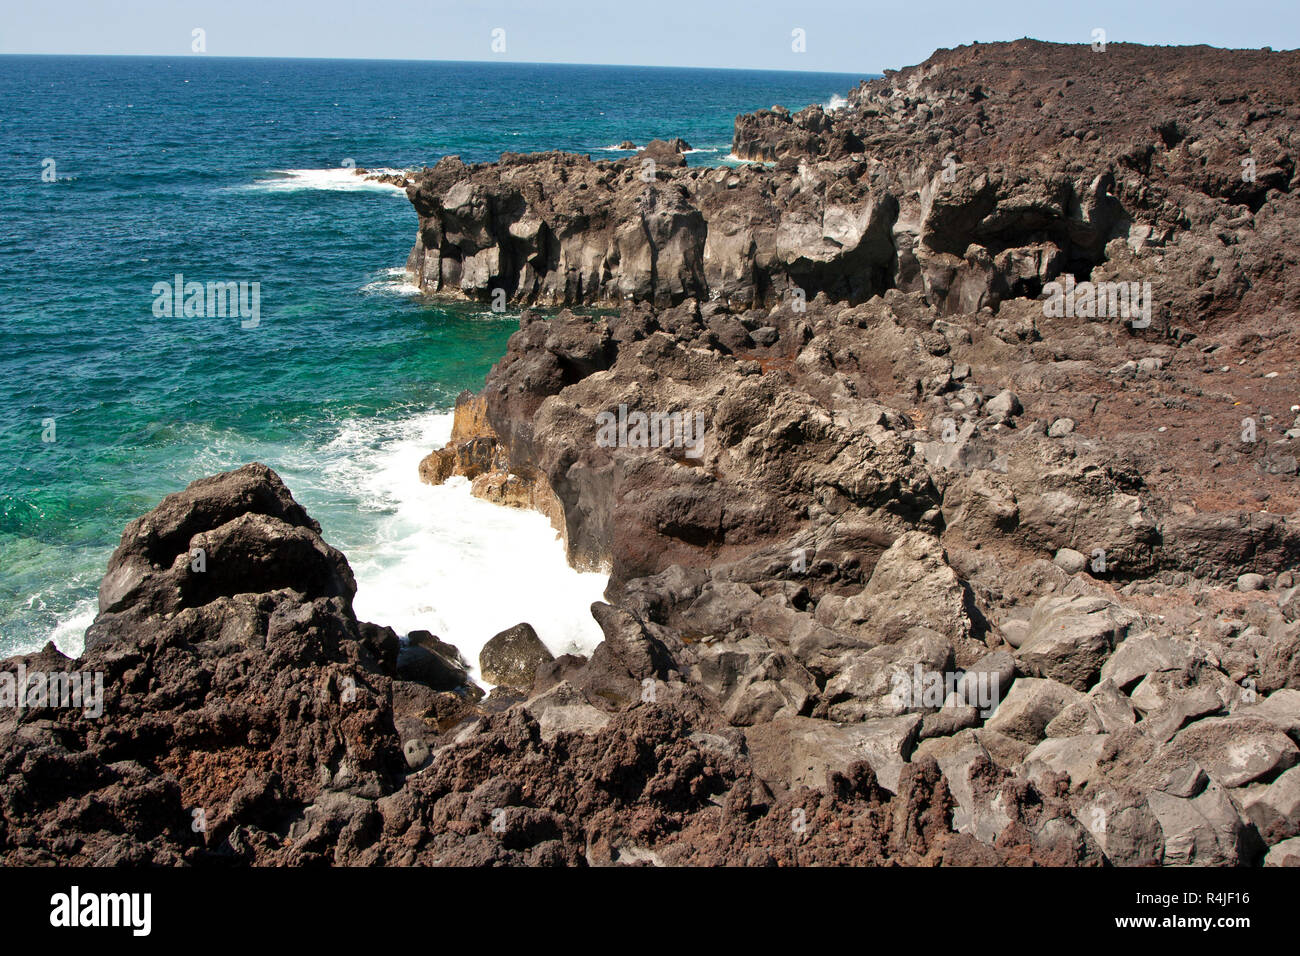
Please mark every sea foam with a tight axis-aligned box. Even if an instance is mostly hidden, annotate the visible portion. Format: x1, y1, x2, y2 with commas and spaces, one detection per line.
308, 410, 609, 685
40, 408, 608, 684
245, 168, 408, 193
361, 267, 421, 297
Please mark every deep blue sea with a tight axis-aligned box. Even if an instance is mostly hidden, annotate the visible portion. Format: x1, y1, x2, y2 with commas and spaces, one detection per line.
0, 56, 870, 669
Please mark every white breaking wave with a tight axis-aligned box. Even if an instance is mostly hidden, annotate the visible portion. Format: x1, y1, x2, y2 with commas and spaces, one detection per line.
825, 93, 849, 111
40, 407, 608, 683
309, 410, 609, 685
245, 167, 408, 194
361, 267, 421, 297
721, 152, 773, 166
598, 145, 720, 154
11, 581, 99, 660
48, 598, 97, 658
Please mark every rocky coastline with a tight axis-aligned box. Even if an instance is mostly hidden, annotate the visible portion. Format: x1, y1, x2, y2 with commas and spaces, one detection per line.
4, 39, 1300, 866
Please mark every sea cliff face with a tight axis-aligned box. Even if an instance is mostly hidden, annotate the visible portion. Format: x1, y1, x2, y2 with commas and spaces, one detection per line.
5, 40, 1300, 867
404, 40, 1298, 321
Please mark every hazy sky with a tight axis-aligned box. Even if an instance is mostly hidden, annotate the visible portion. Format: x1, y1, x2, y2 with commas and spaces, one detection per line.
2, 0, 1296, 72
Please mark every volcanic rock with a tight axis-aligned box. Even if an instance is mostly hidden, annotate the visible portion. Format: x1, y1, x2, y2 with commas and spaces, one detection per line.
479, 623, 555, 689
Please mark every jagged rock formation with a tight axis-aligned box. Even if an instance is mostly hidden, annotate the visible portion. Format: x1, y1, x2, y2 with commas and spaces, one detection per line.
405, 40, 1299, 324
6, 40, 1300, 867
0, 465, 1085, 866
407, 41, 1300, 866
404, 145, 899, 308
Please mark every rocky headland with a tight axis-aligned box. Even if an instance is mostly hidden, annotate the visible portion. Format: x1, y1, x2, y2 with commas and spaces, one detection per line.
4, 40, 1300, 866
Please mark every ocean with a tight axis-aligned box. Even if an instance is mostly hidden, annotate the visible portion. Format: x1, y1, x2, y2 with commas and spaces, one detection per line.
0, 55, 870, 676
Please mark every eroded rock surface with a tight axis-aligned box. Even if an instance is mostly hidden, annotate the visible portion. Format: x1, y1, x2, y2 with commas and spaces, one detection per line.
7, 40, 1300, 867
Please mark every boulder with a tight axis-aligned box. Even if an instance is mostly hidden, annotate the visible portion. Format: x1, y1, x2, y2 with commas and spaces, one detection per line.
522, 681, 612, 742
919, 705, 981, 740
693, 637, 817, 726
1264, 836, 1300, 866
589, 602, 679, 681
984, 677, 1084, 744
1239, 766, 1300, 844
945, 649, 1015, 715
820, 628, 955, 721
985, 389, 1022, 421
1146, 783, 1260, 866
1139, 685, 1226, 744
919, 733, 1013, 845
1052, 548, 1087, 573
636, 138, 689, 169
1128, 668, 1235, 718
407, 630, 470, 668
744, 714, 922, 794
1099, 633, 1196, 692
1046, 679, 1136, 737
1235, 688, 1300, 739
1015, 591, 1136, 690
835, 532, 971, 644
1156, 716, 1300, 789
86, 464, 356, 651
1071, 788, 1164, 866
1024, 734, 1110, 790
397, 643, 470, 691
403, 738, 431, 770
479, 623, 555, 689
1000, 618, 1030, 649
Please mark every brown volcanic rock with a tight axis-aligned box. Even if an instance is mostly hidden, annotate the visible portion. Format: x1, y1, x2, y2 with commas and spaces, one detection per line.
418, 404, 502, 486
731, 103, 866, 164
404, 149, 899, 309
362, 698, 1092, 866
479, 623, 555, 689
636, 138, 688, 169
14, 40, 1300, 867
408, 43, 1300, 326
407, 38, 1300, 347
0, 467, 410, 865
480, 304, 940, 585
386, 40, 1300, 866
87, 463, 356, 650
738, 39, 1300, 318
0, 464, 1086, 867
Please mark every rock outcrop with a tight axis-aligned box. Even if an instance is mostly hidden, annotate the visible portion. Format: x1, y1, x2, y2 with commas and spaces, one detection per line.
399, 40, 1300, 867
404, 148, 899, 309
406, 40, 1300, 326
0, 464, 1086, 866
7, 39, 1300, 867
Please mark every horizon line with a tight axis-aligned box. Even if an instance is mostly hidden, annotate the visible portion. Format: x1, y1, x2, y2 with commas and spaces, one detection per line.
0, 52, 882, 76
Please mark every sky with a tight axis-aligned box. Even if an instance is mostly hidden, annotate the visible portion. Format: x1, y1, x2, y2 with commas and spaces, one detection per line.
1, 0, 1296, 73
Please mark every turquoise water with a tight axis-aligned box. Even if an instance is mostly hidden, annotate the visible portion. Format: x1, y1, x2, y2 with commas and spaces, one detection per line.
0, 56, 871, 659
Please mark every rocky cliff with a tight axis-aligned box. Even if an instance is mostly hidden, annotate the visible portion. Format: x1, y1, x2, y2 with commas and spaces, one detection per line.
405, 41, 1298, 321
408, 39, 1300, 866
5, 40, 1300, 867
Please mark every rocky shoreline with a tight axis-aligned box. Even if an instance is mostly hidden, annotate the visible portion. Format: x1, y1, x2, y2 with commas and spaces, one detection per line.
4, 39, 1300, 866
